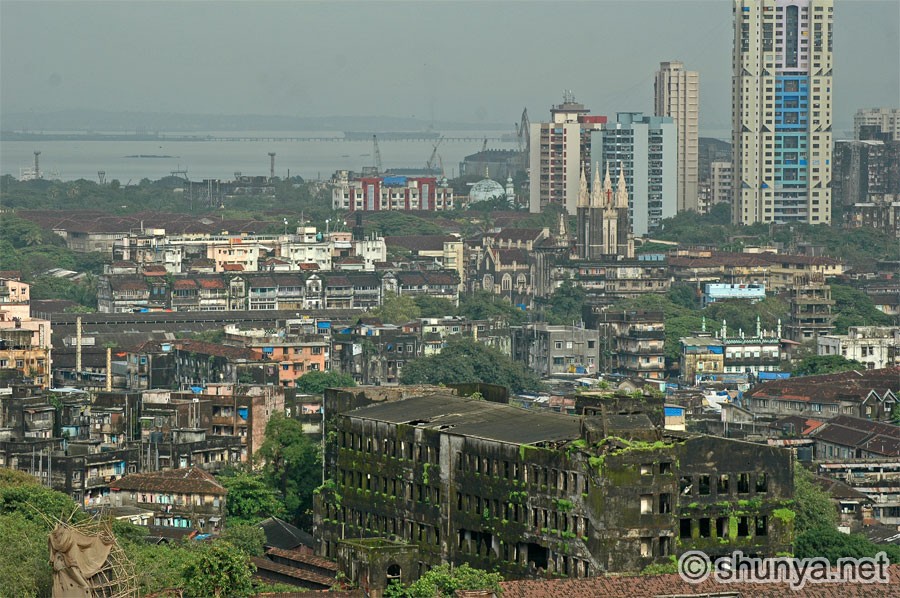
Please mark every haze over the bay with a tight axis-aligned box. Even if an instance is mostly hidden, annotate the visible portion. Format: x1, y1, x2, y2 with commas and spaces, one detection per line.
2, 0, 898, 137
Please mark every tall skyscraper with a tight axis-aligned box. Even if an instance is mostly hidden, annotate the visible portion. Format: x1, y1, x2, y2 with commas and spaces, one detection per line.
655, 61, 700, 213
529, 92, 606, 215
592, 112, 677, 236
732, 0, 833, 225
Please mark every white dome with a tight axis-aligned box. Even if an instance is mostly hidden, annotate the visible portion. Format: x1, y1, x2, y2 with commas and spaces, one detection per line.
469, 177, 505, 203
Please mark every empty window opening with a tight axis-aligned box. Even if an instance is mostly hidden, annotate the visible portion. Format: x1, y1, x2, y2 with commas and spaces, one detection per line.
737, 473, 750, 494
699, 518, 711, 538
680, 476, 693, 495
738, 516, 750, 537
680, 518, 692, 539
526, 543, 549, 570
640, 494, 653, 514
756, 473, 768, 493
699, 475, 711, 495
717, 474, 730, 495
640, 537, 652, 557
717, 517, 729, 538
755, 516, 768, 536
659, 493, 671, 514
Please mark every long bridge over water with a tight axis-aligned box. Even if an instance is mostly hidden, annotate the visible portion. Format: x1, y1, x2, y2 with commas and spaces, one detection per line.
1, 131, 510, 143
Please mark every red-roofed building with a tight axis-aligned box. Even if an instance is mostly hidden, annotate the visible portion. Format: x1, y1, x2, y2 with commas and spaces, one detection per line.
744, 367, 900, 422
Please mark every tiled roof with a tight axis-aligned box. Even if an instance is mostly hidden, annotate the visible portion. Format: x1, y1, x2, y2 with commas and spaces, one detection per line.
258, 517, 314, 551
111, 467, 226, 495
298, 263, 320, 270
196, 277, 226, 290
499, 566, 900, 597
250, 557, 335, 588
173, 279, 198, 290
495, 248, 529, 265
222, 264, 245, 272
812, 415, 900, 457
745, 367, 900, 404
265, 547, 337, 571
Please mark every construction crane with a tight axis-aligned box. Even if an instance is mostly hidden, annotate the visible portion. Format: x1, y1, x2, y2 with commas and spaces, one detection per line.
372, 135, 383, 174
426, 136, 444, 173
515, 108, 530, 155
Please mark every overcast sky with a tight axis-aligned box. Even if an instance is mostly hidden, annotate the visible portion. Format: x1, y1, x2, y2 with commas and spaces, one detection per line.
2, 0, 897, 136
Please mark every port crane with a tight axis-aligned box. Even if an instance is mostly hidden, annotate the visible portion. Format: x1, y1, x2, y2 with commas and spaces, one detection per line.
515, 108, 530, 155
425, 136, 444, 173
372, 135, 383, 174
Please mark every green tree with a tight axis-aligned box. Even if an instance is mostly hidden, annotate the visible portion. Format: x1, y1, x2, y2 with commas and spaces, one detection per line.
257, 414, 320, 527
386, 563, 503, 598
0, 468, 83, 524
219, 471, 285, 525
792, 355, 864, 377
0, 468, 85, 597
0, 513, 53, 597
400, 337, 543, 393
295, 370, 356, 395
794, 525, 900, 564
222, 524, 267, 557
413, 295, 458, 318
542, 280, 586, 325
458, 290, 526, 325
182, 541, 256, 598
830, 283, 894, 333
794, 466, 839, 535
371, 291, 422, 325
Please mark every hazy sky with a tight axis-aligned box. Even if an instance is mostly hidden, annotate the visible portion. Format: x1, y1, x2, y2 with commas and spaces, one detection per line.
2, 0, 897, 136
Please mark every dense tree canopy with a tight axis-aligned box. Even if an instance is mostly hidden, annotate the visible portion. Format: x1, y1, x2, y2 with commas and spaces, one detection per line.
400, 337, 542, 393
791, 355, 865, 377
370, 291, 422, 324
256, 414, 321, 527
295, 370, 356, 395
830, 283, 895, 333
385, 563, 503, 598
219, 471, 286, 525
541, 280, 586, 325
457, 290, 526, 325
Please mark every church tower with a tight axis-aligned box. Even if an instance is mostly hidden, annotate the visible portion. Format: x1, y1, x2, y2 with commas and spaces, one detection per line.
576, 165, 590, 258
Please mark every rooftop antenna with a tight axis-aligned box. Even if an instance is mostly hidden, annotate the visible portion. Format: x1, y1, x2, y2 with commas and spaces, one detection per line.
98, 171, 106, 185
33, 151, 41, 179
268, 152, 276, 182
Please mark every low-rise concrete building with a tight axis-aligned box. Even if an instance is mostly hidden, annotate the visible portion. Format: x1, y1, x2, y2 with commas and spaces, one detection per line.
818, 326, 900, 370
109, 466, 227, 534
511, 323, 600, 377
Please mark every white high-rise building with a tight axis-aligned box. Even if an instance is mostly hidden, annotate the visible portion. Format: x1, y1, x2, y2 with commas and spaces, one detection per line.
529, 92, 606, 215
854, 108, 900, 141
710, 161, 734, 208
732, 0, 833, 225
592, 112, 677, 236
655, 61, 700, 213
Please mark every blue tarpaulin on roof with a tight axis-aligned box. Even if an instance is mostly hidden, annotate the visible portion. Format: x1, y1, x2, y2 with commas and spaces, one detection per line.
238, 408, 248, 420
664, 406, 684, 417
709, 346, 724, 354
191, 386, 203, 394
317, 321, 331, 329
759, 372, 791, 380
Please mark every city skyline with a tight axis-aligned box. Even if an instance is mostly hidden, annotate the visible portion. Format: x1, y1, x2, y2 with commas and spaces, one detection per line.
1, 1, 897, 138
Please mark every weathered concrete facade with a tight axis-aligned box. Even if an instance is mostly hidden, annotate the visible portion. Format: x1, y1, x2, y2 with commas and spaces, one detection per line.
314, 392, 794, 582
